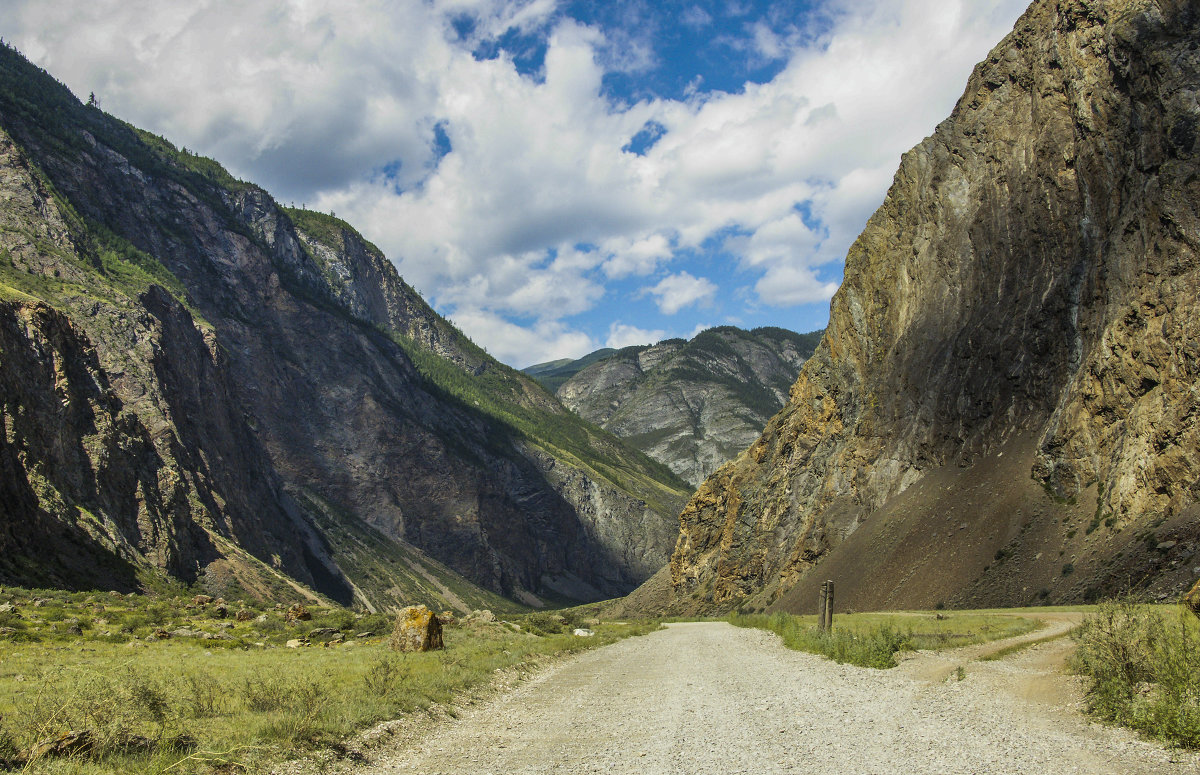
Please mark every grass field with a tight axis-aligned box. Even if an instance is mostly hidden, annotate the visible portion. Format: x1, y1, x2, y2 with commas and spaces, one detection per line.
728, 609, 1043, 668
0, 587, 655, 774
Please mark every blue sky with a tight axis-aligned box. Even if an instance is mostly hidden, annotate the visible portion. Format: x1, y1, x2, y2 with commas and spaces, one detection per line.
6, 0, 1030, 367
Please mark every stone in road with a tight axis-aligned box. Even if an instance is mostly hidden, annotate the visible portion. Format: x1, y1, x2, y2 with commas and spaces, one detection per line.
373, 622, 1194, 774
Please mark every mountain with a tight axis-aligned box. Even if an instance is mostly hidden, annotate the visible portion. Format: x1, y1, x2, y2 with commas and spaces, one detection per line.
0, 43, 689, 609
553, 327, 822, 486
523, 349, 617, 394
662, 0, 1200, 615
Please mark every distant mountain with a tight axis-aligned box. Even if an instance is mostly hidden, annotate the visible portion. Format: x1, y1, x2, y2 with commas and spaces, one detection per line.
0, 43, 689, 609
554, 327, 822, 486
523, 348, 616, 393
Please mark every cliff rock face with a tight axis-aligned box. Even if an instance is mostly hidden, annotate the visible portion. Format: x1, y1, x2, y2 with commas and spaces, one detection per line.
558, 327, 821, 486
0, 45, 687, 605
668, 0, 1200, 614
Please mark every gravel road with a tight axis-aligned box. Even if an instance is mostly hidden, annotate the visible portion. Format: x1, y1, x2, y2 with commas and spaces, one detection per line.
368, 621, 1198, 775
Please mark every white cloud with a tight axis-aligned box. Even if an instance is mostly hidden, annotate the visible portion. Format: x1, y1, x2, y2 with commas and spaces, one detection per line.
644, 272, 717, 315
4, 0, 1030, 364
605, 322, 667, 350
449, 308, 596, 368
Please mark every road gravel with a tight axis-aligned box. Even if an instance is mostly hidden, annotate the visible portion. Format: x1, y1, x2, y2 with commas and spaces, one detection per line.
367, 621, 1198, 775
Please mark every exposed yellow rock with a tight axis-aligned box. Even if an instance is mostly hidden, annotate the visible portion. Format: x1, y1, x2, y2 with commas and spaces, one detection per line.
389, 605, 444, 652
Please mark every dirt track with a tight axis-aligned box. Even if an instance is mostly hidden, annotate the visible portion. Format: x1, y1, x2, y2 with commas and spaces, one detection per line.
365, 620, 1198, 774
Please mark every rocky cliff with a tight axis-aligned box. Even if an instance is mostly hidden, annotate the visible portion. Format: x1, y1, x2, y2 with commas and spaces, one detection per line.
556, 327, 821, 486
667, 0, 1200, 614
0, 44, 688, 607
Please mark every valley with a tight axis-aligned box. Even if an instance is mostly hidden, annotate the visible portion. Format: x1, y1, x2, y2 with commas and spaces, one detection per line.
1, 0, 1199, 770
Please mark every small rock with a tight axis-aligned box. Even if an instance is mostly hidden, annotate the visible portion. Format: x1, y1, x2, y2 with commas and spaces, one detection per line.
355, 631, 374, 639
192, 595, 213, 606
0, 602, 16, 614
170, 628, 203, 638
1156, 540, 1177, 551
308, 627, 338, 638
31, 730, 94, 760
573, 628, 595, 637
286, 638, 306, 648
0, 627, 16, 638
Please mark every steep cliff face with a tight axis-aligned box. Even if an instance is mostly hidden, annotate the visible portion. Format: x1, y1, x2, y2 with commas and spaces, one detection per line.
668, 0, 1200, 614
557, 327, 821, 486
0, 45, 687, 605
0, 128, 338, 597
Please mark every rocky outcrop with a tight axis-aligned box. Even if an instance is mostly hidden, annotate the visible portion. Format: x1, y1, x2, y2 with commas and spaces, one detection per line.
667, 0, 1200, 613
0, 44, 687, 604
557, 327, 821, 486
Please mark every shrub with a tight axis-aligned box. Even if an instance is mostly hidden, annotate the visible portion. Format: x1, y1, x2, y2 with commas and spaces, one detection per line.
730, 612, 910, 669
1071, 601, 1200, 747
362, 655, 409, 697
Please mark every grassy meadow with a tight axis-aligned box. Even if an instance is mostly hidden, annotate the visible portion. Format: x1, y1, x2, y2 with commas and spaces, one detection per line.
0, 587, 655, 774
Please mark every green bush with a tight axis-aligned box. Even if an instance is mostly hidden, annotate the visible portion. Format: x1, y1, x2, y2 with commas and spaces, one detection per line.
730, 612, 911, 669
1071, 601, 1200, 747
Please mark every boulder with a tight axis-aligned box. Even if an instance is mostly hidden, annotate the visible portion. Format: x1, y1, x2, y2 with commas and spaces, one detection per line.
472, 609, 496, 623
192, 595, 212, 606
440, 610, 456, 626
285, 604, 312, 622
235, 609, 254, 622
286, 639, 306, 648
212, 604, 228, 618
308, 627, 338, 638
573, 628, 595, 637
389, 605, 444, 652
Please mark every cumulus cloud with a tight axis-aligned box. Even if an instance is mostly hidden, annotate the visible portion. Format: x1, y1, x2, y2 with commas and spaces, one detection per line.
606, 322, 667, 350
644, 272, 717, 315
4, 0, 1030, 365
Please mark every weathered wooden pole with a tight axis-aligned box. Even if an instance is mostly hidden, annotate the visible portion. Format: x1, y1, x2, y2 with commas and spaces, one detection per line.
823, 580, 835, 632
817, 581, 828, 631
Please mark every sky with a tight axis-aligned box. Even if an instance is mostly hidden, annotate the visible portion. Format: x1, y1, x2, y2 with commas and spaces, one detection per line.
4, 0, 1030, 368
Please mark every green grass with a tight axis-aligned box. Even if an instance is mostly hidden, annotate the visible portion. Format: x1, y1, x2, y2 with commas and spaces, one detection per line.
1071, 600, 1200, 748
0, 587, 656, 773
729, 610, 1040, 669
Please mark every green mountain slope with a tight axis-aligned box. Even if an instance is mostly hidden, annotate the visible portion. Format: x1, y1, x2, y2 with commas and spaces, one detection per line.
0, 42, 688, 609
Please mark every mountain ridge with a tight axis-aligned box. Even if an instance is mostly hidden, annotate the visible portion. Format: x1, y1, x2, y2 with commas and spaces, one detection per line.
0, 42, 689, 609
551, 326, 822, 486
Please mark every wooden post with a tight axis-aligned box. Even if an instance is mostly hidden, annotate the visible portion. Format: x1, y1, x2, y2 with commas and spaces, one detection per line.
817, 581, 828, 632
823, 580, 835, 632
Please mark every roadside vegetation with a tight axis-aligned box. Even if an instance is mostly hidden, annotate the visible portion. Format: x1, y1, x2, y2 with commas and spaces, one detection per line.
728, 610, 1039, 669
0, 586, 655, 774
1071, 600, 1200, 748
